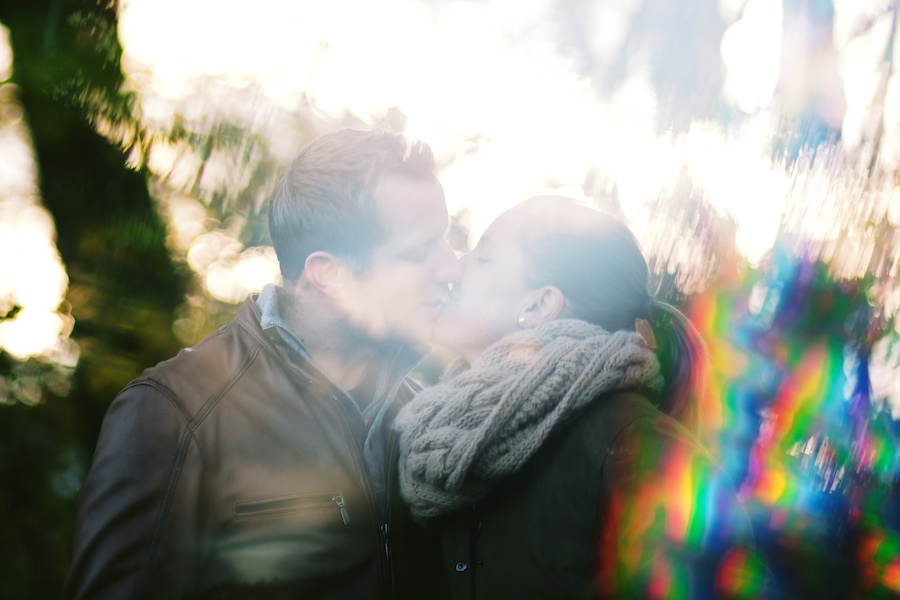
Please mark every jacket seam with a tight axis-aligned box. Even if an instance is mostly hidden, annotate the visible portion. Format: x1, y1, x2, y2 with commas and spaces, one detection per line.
598, 413, 656, 472
123, 344, 263, 431
191, 344, 262, 429
135, 426, 193, 598
122, 380, 193, 426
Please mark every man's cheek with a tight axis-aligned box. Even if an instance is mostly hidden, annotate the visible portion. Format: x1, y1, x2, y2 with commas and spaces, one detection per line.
398, 268, 433, 300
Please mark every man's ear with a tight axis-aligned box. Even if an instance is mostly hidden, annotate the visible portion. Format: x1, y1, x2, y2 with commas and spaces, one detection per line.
518, 286, 565, 327
303, 251, 352, 299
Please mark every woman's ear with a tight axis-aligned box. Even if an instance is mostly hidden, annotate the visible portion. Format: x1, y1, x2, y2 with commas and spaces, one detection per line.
303, 251, 351, 300
518, 286, 565, 327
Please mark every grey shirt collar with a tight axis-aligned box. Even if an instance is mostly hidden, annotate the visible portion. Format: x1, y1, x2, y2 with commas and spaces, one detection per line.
256, 283, 313, 362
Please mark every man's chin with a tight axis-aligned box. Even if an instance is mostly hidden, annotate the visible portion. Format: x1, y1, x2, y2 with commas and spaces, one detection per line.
430, 319, 459, 350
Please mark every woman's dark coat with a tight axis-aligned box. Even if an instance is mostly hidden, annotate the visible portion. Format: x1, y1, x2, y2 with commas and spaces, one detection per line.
435, 392, 767, 600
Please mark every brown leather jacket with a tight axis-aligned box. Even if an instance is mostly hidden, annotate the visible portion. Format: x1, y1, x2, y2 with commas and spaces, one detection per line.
63, 297, 442, 600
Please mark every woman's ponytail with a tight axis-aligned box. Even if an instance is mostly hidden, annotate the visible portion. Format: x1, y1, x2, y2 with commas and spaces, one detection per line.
646, 298, 709, 435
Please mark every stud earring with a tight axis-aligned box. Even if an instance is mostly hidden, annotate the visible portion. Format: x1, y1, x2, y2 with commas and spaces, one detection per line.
517, 316, 526, 326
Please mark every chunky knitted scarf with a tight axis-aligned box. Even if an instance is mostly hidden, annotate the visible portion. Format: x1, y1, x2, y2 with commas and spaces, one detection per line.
395, 319, 663, 520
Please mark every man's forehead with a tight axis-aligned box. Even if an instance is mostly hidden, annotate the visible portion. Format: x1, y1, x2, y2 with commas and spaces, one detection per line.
375, 173, 442, 209
375, 175, 446, 226
368, 174, 447, 253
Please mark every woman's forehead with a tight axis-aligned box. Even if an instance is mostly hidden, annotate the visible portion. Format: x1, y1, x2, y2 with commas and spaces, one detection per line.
478, 215, 524, 247
489, 203, 559, 240
491, 204, 540, 233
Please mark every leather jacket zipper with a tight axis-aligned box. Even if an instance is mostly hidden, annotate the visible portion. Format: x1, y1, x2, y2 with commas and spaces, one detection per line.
333, 495, 351, 525
381, 424, 402, 597
384, 428, 398, 564
329, 392, 394, 595
381, 523, 392, 560
234, 493, 350, 524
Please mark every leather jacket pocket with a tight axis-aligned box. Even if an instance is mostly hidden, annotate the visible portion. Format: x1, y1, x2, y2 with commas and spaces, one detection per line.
234, 493, 350, 525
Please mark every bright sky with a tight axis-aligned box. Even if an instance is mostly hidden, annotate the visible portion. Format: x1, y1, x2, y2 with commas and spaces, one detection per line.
112, 0, 798, 309
1, 0, 898, 362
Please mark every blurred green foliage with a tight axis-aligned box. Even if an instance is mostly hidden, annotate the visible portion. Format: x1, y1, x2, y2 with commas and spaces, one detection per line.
0, 0, 187, 596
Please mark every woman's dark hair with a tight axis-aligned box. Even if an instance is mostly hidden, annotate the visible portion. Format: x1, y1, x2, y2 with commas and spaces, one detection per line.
518, 196, 708, 432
